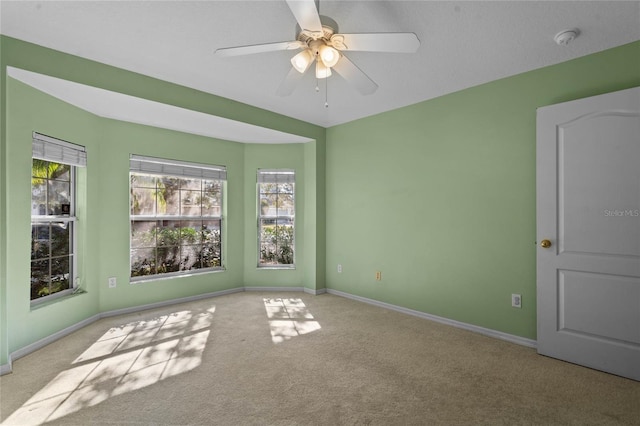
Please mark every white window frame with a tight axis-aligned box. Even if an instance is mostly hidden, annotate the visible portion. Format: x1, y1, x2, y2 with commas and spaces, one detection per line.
30, 132, 85, 305
129, 155, 226, 282
257, 169, 295, 269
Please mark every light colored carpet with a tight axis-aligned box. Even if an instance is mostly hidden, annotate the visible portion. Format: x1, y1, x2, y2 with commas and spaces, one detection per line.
1, 292, 638, 425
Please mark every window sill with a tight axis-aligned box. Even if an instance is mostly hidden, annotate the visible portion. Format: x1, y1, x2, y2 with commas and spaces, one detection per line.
257, 265, 296, 270
130, 267, 225, 285
30, 288, 87, 311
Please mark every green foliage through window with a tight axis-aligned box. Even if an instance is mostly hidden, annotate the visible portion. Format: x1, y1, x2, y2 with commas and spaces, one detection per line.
31, 159, 74, 300
259, 225, 294, 265
130, 171, 223, 279
258, 171, 295, 267
130, 222, 221, 277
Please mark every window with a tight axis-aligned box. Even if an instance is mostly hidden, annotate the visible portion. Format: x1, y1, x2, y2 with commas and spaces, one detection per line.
129, 155, 226, 280
31, 133, 86, 302
258, 169, 295, 267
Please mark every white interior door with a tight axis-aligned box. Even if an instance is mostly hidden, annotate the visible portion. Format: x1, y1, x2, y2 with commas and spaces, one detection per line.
536, 86, 640, 381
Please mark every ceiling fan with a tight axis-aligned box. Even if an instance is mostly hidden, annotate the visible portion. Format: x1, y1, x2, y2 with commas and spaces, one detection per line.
215, 0, 420, 96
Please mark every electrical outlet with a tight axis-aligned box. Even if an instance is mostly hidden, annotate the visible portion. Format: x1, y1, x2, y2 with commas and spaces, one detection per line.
337, 264, 342, 273
511, 293, 522, 308
108, 277, 117, 288
375, 271, 382, 281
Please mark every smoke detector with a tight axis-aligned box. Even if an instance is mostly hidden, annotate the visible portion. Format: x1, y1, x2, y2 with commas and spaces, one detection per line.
554, 29, 580, 46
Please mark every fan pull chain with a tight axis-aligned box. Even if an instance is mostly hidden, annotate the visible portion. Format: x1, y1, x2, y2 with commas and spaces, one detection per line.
325, 78, 329, 108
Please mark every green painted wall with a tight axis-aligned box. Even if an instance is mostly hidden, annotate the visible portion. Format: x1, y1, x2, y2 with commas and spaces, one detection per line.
5, 79, 102, 354
1, 36, 8, 367
0, 35, 326, 367
325, 41, 640, 340
303, 140, 326, 293
96, 120, 247, 312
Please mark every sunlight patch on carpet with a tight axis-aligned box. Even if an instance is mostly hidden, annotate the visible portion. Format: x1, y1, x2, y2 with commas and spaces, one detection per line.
3, 306, 215, 425
263, 298, 321, 343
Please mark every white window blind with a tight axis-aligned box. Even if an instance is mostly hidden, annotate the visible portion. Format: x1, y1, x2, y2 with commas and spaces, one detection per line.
257, 169, 295, 184
32, 132, 87, 167
130, 154, 227, 180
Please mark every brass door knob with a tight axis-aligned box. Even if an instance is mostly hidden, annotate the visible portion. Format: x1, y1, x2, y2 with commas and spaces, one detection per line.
540, 239, 552, 248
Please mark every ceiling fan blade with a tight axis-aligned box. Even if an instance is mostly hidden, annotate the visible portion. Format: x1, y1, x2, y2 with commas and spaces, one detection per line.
332, 55, 378, 96
215, 41, 304, 57
276, 67, 305, 96
286, 0, 323, 33
332, 33, 420, 53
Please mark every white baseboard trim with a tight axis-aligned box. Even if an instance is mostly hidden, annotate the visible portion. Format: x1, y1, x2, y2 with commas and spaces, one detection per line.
326, 289, 537, 349
11, 313, 101, 361
244, 286, 304, 292
0, 359, 12, 376
101, 287, 244, 318
1, 312, 102, 375
243, 286, 326, 295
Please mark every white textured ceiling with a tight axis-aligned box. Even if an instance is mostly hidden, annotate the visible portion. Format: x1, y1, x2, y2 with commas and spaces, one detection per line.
1, 1, 639, 128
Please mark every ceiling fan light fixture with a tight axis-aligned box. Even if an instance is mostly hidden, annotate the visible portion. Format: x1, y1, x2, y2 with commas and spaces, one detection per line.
291, 49, 314, 74
315, 60, 332, 79
319, 44, 340, 67
218, 1, 419, 96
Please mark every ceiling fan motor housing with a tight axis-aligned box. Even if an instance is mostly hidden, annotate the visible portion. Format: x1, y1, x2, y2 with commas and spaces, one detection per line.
296, 15, 339, 44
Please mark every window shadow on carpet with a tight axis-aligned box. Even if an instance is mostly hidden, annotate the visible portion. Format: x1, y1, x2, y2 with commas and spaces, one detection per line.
263, 298, 321, 343
3, 305, 216, 425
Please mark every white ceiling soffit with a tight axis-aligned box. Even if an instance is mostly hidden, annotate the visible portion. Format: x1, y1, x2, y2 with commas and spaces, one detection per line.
1, 1, 639, 127
6, 67, 313, 144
